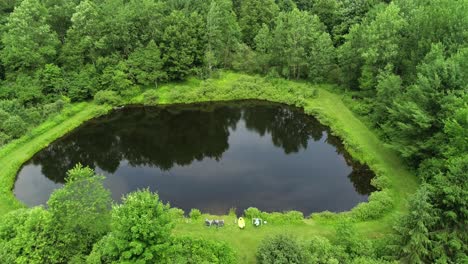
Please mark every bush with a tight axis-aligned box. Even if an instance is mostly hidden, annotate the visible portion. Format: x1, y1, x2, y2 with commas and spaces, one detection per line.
22, 108, 42, 125
168, 208, 185, 220
244, 207, 263, 219
307, 236, 344, 264
0, 132, 11, 146
120, 86, 140, 99
2, 115, 28, 138
94, 90, 122, 106
256, 234, 309, 264
244, 207, 304, 224
189, 209, 201, 220
0, 109, 10, 125
142, 90, 159, 105
350, 190, 393, 220
170, 236, 236, 264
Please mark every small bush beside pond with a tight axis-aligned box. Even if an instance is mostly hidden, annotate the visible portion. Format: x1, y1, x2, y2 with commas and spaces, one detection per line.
244, 207, 304, 224
94, 90, 122, 106
189, 208, 201, 220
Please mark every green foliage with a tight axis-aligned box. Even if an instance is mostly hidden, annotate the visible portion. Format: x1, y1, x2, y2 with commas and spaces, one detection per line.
256, 234, 308, 264
392, 186, 436, 263
127, 40, 165, 87
349, 190, 393, 220
94, 90, 122, 106
46, 164, 112, 263
1, 0, 59, 75
189, 208, 202, 220
0, 0, 465, 261
2, 115, 27, 138
161, 11, 205, 80
306, 235, 343, 263
36, 63, 65, 97
0, 165, 111, 263
142, 89, 159, 105
239, 0, 279, 46
100, 61, 133, 94
169, 236, 237, 264
169, 208, 186, 220
244, 207, 304, 224
334, 219, 374, 259
66, 65, 98, 102
255, 8, 335, 81
0, 207, 53, 263
206, 0, 241, 69
89, 189, 174, 263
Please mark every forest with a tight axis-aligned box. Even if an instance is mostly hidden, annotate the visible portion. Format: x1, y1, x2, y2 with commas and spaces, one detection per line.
0, 0, 466, 263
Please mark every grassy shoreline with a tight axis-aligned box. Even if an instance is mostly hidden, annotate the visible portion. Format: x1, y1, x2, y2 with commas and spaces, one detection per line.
0, 72, 418, 262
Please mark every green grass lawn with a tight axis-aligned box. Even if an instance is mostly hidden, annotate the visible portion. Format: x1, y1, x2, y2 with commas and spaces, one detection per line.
0, 72, 418, 263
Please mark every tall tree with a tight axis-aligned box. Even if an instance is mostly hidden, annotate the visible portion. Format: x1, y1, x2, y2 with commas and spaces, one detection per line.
161, 10, 205, 80
239, 0, 279, 47
255, 9, 335, 81
127, 40, 166, 87
43, 0, 82, 42
393, 186, 436, 264
205, 0, 241, 70
396, 0, 468, 83
47, 164, 112, 263
61, 0, 102, 68
357, 2, 406, 90
1, 0, 59, 76
338, 2, 406, 90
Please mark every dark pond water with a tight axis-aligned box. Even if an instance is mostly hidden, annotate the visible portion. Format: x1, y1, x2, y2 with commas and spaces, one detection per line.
14, 101, 375, 215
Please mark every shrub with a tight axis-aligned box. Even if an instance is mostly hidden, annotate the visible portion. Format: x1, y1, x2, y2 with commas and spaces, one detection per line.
0, 109, 10, 125
142, 90, 159, 105
189, 209, 201, 220
334, 220, 374, 259
244, 208, 304, 224
170, 236, 236, 264
94, 90, 122, 106
22, 108, 42, 125
0, 132, 11, 146
307, 236, 344, 264
168, 208, 185, 220
120, 86, 140, 99
244, 207, 262, 219
2, 115, 28, 138
256, 234, 309, 264
350, 190, 393, 220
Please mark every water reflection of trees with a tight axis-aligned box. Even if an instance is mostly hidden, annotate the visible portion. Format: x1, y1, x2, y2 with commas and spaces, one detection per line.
32, 104, 240, 182
242, 103, 325, 153
28, 101, 375, 195
325, 131, 376, 194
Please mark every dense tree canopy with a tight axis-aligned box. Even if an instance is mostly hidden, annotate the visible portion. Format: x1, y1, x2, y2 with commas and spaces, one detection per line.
0, 0, 466, 262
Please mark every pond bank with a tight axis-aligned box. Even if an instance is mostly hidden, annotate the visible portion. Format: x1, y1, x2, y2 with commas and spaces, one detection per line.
0, 72, 418, 262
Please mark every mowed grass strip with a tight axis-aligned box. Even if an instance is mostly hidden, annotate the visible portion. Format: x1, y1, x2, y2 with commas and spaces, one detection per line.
0, 103, 110, 214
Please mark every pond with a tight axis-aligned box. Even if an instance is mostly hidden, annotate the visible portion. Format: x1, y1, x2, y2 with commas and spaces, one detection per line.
14, 101, 375, 215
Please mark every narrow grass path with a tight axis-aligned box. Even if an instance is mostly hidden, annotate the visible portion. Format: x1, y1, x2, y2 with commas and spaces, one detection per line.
0, 103, 110, 214
0, 72, 418, 263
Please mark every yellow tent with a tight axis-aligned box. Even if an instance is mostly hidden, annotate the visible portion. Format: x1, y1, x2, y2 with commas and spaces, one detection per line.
238, 217, 246, 229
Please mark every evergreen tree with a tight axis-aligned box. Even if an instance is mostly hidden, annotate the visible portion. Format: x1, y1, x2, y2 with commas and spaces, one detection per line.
393, 186, 436, 263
